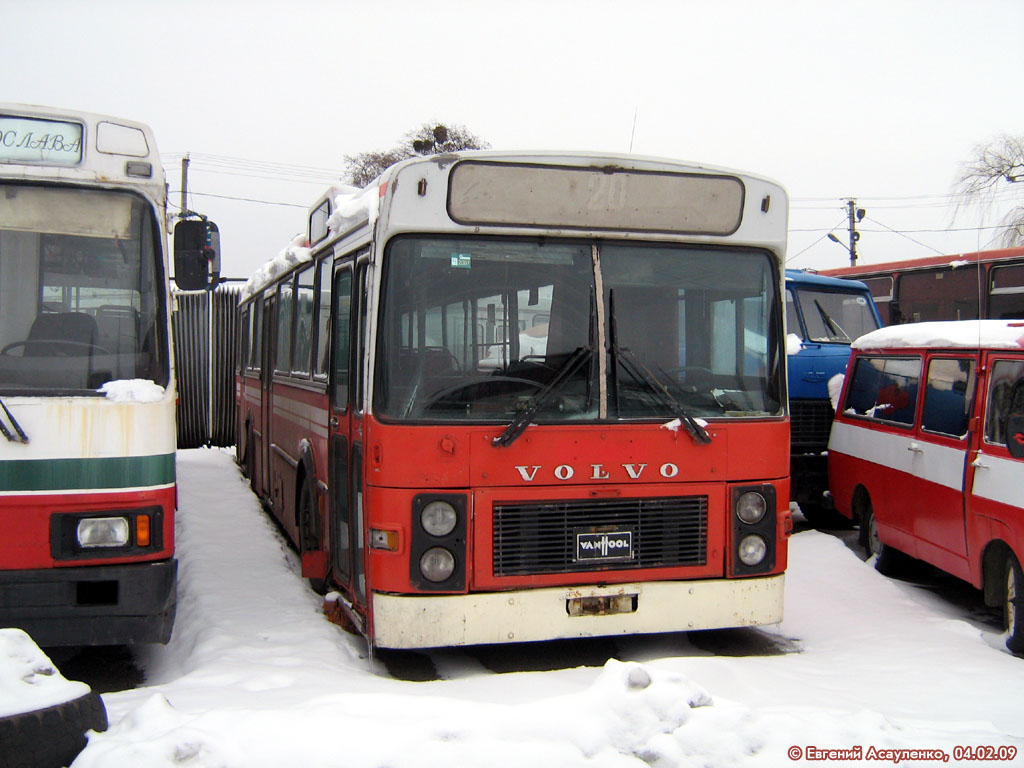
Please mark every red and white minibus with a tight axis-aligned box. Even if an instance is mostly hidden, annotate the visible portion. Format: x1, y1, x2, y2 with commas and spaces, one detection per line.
237, 151, 792, 649
829, 320, 1024, 655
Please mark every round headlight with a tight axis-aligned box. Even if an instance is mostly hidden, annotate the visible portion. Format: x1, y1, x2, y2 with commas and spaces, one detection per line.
421, 500, 457, 537
736, 491, 767, 524
419, 546, 456, 582
738, 534, 768, 566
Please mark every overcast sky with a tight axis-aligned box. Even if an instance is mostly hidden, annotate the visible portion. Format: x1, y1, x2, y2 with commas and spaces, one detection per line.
5, 0, 1024, 278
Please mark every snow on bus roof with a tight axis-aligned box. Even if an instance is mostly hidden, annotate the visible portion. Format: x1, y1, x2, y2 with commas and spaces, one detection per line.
852, 320, 1024, 351
239, 234, 312, 301
239, 184, 380, 301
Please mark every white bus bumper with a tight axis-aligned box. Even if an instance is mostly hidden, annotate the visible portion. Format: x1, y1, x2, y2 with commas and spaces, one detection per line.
370, 574, 784, 649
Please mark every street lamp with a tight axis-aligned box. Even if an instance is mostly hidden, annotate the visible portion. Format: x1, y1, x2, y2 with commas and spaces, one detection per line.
828, 202, 866, 266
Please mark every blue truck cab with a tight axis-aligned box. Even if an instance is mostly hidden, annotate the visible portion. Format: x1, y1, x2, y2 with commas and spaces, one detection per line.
786, 269, 882, 515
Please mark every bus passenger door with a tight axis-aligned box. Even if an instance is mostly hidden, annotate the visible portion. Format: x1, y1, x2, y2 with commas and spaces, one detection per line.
328, 265, 363, 606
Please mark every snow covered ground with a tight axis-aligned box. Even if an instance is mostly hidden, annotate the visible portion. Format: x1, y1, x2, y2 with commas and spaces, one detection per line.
70, 448, 1024, 767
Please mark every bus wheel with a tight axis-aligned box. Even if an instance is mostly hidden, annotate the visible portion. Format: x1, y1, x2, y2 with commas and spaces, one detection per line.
244, 425, 256, 488
861, 502, 904, 576
240, 428, 251, 479
1005, 553, 1024, 656
298, 475, 328, 595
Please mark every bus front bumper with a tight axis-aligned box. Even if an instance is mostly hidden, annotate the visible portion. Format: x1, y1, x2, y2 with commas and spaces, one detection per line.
370, 573, 784, 649
0, 559, 177, 646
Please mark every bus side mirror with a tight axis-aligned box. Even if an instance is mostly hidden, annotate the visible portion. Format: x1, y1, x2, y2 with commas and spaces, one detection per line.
1007, 413, 1024, 459
174, 219, 221, 290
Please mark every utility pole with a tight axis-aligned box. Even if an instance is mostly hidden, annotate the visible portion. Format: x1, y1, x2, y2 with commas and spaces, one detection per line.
845, 199, 864, 267
180, 154, 190, 218
828, 198, 866, 266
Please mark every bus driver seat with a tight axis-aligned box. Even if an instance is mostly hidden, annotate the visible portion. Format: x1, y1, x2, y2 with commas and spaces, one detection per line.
24, 312, 100, 357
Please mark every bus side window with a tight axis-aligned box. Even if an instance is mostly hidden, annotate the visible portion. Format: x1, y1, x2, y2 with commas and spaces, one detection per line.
239, 307, 250, 374
292, 265, 315, 377
331, 269, 353, 411
355, 264, 369, 410
275, 281, 294, 374
314, 258, 332, 379
250, 300, 262, 373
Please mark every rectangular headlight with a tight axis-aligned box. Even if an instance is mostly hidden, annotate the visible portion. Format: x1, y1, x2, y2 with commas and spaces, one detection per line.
76, 517, 130, 548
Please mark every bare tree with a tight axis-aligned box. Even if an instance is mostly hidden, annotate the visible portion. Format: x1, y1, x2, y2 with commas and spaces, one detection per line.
953, 134, 1024, 247
343, 149, 409, 189
343, 123, 490, 187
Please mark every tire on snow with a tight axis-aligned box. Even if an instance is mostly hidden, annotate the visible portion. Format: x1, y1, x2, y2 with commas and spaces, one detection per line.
0, 690, 107, 768
1005, 552, 1024, 657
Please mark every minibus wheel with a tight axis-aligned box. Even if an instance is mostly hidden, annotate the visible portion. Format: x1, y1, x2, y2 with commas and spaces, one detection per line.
860, 502, 903, 576
1005, 554, 1024, 656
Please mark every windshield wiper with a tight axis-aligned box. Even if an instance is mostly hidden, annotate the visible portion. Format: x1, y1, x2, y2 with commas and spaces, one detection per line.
491, 345, 593, 447
0, 397, 29, 443
813, 299, 850, 342
609, 289, 711, 446
612, 347, 712, 445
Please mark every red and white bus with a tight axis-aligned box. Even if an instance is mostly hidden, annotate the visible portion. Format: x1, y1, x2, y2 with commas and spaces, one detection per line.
828, 321, 1024, 654
0, 104, 185, 645
821, 246, 1024, 325
237, 152, 792, 649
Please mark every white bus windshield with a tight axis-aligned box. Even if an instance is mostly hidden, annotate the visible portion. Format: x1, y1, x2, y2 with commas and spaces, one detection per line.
375, 236, 782, 422
0, 184, 168, 393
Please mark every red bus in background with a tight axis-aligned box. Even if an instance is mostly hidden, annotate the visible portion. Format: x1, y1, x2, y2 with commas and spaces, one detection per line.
236, 152, 792, 649
821, 247, 1024, 325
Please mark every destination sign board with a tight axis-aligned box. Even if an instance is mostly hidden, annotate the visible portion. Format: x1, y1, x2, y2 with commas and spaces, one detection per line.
0, 114, 83, 166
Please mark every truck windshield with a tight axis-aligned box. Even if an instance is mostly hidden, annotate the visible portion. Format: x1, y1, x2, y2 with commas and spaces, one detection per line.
375, 236, 782, 423
790, 287, 879, 343
0, 184, 168, 394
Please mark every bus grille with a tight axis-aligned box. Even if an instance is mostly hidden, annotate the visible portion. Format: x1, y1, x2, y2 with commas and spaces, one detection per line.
492, 496, 707, 576
789, 399, 835, 453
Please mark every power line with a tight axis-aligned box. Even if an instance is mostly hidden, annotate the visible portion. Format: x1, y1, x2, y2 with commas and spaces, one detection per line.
792, 187, 1021, 204
787, 216, 850, 262
790, 221, 1017, 235
161, 151, 344, 179
863, 215, 946, 255
167, 189, 309, 209
178, 166, 339, 186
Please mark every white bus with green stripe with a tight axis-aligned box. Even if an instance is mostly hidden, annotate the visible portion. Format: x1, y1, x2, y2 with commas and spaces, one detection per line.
0, 104, 181, 646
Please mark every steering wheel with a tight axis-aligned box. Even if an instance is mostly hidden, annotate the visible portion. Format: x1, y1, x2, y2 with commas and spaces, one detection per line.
421, 375, 543, 408
0, 339, 111, 357
664, 366, 715, 392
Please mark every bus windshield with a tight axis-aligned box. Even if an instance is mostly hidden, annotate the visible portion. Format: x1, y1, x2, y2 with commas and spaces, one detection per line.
0, 184, 167, 393
789, 287, 879, 343
376, 236, 782, 422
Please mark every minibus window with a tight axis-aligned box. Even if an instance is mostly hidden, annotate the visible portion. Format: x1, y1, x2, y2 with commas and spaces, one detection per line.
844, 355, 920, 426
984, 359, 1024, 445
922, 358, 975, 437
